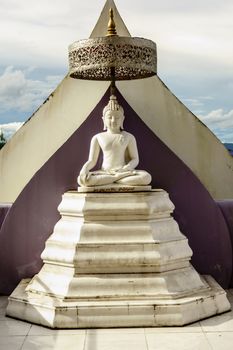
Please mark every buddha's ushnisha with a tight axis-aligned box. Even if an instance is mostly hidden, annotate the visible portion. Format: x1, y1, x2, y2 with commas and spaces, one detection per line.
78, 95, 152, 187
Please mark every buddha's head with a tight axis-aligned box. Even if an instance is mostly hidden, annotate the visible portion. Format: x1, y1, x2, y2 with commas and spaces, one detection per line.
102, 95, 124, 131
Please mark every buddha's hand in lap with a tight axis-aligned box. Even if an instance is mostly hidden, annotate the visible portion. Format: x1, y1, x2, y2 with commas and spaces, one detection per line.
109, 167, 136, 176
110, 164, 135, 173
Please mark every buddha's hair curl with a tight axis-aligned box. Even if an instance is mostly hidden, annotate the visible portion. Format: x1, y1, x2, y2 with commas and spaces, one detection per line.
103, 95, 124, 116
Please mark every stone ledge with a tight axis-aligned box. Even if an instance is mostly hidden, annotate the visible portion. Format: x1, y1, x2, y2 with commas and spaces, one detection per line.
58, 190, 175, 220
6, 276, 231, 328
77, 184, 153, 193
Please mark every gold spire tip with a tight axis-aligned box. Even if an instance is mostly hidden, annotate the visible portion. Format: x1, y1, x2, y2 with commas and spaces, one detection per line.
106, 8, 118, 36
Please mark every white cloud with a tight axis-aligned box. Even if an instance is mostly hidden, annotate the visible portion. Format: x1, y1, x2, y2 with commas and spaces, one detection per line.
0, 122, 23, 140
123, 2, 233, 81
198, 109, 233, 143
0, 66, 63, 114
181, 96, 214, 116
182, 98, 203, 107
0, 1, 101, 68
199, 109, 233, 129
199, 96, 214, 101
213, 128, 233, 144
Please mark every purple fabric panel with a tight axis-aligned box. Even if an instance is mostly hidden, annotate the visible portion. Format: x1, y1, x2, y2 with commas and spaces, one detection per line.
0, 88, 231, 295
216, 200, 233, 277
217, 201, 233, 236
0, 204, 12, 230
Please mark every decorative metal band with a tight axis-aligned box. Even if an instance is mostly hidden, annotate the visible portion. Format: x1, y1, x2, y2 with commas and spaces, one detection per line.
68, 36, 157, 81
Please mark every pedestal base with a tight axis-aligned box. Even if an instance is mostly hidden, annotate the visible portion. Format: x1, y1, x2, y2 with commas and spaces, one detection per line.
6, 190, 231, 328
7, 276, 230, 328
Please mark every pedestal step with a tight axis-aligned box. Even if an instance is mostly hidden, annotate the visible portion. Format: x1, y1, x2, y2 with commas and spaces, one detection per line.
58, 190, 175, 220
25, 265, 208, 300
7, 276, 230, 328
41, 240, 192, 273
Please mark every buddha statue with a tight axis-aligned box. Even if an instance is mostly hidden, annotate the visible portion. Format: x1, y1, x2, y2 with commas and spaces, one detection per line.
78, 95, 152, 189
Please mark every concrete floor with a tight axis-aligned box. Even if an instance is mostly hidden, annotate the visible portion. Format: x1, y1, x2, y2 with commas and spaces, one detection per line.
1, 290, 233, 350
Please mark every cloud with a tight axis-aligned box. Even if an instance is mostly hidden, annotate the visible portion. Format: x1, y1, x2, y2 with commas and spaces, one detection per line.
124, 2, 233, 82
213, 128, 233, 144
198, 109, 233, 142
0, 122, 23, 140
180, 95, 215, 116
0, 1, 101, 69
120, 0, 233, 13
0, 66, 62, 115
182, 96, 215, 111
199, 109, 233, 129
182, 98, 203, 107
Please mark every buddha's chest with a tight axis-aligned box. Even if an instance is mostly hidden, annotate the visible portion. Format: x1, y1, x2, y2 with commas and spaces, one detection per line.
98, 134, 128, 152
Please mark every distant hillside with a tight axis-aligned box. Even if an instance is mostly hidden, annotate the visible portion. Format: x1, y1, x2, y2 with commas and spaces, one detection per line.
224, 143, 233, 156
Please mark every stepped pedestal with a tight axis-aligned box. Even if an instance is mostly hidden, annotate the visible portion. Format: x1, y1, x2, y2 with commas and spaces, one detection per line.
6, 190, 230, 328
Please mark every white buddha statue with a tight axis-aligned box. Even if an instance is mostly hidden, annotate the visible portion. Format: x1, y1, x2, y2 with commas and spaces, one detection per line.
78, 95, 152, 188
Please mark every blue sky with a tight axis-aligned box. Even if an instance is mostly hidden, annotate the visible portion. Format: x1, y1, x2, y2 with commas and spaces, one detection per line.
0, 0, 233, 142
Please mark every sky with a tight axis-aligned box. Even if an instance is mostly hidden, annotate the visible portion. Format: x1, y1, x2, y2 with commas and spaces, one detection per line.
0, 0, 233, 142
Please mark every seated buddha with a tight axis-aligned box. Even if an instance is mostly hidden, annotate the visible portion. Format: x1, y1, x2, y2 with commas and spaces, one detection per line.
78, 95, 152, 188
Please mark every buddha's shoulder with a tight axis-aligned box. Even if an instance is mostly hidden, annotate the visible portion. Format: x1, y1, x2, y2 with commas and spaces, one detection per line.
122, 131, 136, 140
94, 132, 106, 139
91, 132, 104, 140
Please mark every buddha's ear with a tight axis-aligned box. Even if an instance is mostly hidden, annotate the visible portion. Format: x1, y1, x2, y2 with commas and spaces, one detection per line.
102, 116, 107, 130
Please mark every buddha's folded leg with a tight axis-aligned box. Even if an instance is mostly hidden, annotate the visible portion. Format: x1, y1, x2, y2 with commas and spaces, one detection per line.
116, 170, 152, 186
78, 171, 134, 186
78, 174, 114, 186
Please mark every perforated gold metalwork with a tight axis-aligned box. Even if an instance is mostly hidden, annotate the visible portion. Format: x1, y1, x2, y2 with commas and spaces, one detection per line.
69, 36, 157, 81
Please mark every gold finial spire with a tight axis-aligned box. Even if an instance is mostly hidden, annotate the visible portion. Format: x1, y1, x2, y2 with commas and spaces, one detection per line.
106, 8, 118, 36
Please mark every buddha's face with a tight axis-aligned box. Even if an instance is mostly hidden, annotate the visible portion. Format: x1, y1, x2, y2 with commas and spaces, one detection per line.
103, 110, 124, 132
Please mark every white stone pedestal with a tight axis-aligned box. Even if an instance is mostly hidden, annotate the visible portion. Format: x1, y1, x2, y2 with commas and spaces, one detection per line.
6, 190, 231, 328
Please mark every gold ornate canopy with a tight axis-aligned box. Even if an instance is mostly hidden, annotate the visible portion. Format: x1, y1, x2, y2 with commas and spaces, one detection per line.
68, 9, 157, 84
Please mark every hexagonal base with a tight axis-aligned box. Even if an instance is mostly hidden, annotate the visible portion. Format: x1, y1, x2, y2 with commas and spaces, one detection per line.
6, 276, 230, 329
